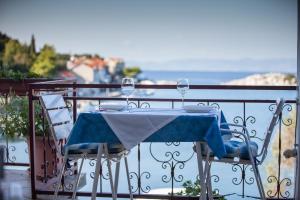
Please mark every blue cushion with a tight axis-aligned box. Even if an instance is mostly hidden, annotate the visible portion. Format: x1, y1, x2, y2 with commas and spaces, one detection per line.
220, 113, 232, 141
63, 143, 125, 155
63, 143, 99, 155
107, 144, 126, 154
224, 140, 258, 160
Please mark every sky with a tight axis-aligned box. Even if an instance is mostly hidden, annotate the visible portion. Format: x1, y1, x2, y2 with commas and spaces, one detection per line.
0, 0, 297, 72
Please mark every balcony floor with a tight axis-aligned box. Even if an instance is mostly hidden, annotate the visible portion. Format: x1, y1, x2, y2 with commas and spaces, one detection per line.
1, 169, 268, 200
1, 169, 71, 200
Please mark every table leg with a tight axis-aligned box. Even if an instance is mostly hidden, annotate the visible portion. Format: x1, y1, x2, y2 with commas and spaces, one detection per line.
91, 143, 104, 200
195, 142, 206, 200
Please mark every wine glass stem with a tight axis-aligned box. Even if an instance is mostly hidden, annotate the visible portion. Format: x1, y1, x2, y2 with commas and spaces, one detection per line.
126, 96, 129, 110
181, 94, 184, 107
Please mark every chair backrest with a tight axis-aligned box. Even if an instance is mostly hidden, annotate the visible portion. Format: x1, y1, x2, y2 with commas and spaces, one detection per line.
259, 98, 285, 163
39, 94, 73, 143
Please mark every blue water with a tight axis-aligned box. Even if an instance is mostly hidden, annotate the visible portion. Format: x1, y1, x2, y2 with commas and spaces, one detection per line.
140, 70, 296, 100
142, 70, 255, 85
3, 70, 297, 199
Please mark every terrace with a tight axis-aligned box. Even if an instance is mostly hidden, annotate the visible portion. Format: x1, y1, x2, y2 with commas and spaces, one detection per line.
0, 79, 298, 200
0, 1, 299, 199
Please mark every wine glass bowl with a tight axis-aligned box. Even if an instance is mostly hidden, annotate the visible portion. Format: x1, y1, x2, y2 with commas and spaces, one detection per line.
177, 78, 189, 107
121, 78, 135, 109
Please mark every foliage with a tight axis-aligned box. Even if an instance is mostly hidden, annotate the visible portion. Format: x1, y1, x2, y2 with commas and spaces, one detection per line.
0, 32, 62, 78
0, 31, 143, 79
0, 94, 44, 139
3, 39, 36, 73
0, 66, 41, 80
74, 53, 93, 58
0, 32, 10, 52
55, 53, 70, 71
30, 44, 57, 76
177, 180, 201, 196
123, 66, 141, 78
284, 73, 296, 82
29, 34, 36, 58
176, 179, 226, 200
0, 32, 10, 64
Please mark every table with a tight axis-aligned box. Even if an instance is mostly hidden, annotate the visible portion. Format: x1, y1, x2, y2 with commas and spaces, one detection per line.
66, 108, 227, 200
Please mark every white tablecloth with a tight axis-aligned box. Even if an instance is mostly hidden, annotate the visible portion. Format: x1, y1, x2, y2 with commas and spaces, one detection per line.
101, 108, 220, 150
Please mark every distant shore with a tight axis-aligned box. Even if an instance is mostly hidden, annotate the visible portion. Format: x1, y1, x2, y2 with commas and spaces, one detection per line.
223, 72, 296, 86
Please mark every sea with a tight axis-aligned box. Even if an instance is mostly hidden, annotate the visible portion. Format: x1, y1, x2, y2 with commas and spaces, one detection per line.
3, 70, 297, 200
142, 70, 254, 85
140, 70, 296, 100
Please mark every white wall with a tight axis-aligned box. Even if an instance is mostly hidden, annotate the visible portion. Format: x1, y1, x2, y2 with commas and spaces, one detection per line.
72, 64, 94, 83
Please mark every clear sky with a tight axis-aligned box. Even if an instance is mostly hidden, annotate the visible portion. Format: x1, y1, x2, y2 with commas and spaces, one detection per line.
0, 0, 297, 71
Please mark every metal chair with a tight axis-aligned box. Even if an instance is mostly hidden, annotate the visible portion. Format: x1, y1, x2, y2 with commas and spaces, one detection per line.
201, 98, 285, 200
39, 93, 133, 200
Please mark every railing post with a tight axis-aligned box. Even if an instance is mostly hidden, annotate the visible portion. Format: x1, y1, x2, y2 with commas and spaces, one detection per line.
295, 0, 300, 199
28, 84, 37, 199
73, 81, 77, 123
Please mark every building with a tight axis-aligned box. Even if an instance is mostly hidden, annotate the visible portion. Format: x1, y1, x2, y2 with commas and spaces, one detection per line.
67, 56, 108, 84
66, 56, 126, 97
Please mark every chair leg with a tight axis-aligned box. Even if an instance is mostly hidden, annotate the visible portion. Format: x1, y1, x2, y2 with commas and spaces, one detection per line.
124, 156, 133, 200
206, 163, 213, 200
92, 144, 104, 200
99, 156, 102, 194
54, 153, 68, 200
252, 162, 266, 200
72, 155, 85, 199
195, 142, 206, 200
114, 161, 121, 199
246, 139, 266, 200
104, 145, 116, 200
107, 158, 116, 200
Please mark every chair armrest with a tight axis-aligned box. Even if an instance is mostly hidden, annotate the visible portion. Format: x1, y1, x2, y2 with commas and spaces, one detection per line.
220, 128, 251, 143
220, 123, 251, 141
220, 129, 252, 147
221, 123, 248, 130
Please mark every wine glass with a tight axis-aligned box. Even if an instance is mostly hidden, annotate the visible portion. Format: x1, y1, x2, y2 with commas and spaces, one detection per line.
177, 78, 189, 107
121, 78, 135, 110
103, 74, 112, 96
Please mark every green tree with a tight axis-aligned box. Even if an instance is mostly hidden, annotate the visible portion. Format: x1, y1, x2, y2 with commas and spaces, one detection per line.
3, 39, 22, 66
28, 34, 37, 62
2, 39, 32, 72
55, 53, 70, 71
123, 66, 141, 77
0, 32, 10, 52
13, 44, 33, 71
30, 44, 57, 76
0, 32, 10, 65
29, 34, 36, 56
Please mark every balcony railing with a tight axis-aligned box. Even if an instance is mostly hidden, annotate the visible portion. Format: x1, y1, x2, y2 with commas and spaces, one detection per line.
1, 79, 297, 199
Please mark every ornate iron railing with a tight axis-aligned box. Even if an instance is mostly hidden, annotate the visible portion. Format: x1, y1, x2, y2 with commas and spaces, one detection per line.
1, 80, 297, 199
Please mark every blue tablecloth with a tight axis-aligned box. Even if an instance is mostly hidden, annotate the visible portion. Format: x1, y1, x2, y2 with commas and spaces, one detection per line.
66, 112, 227, 159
